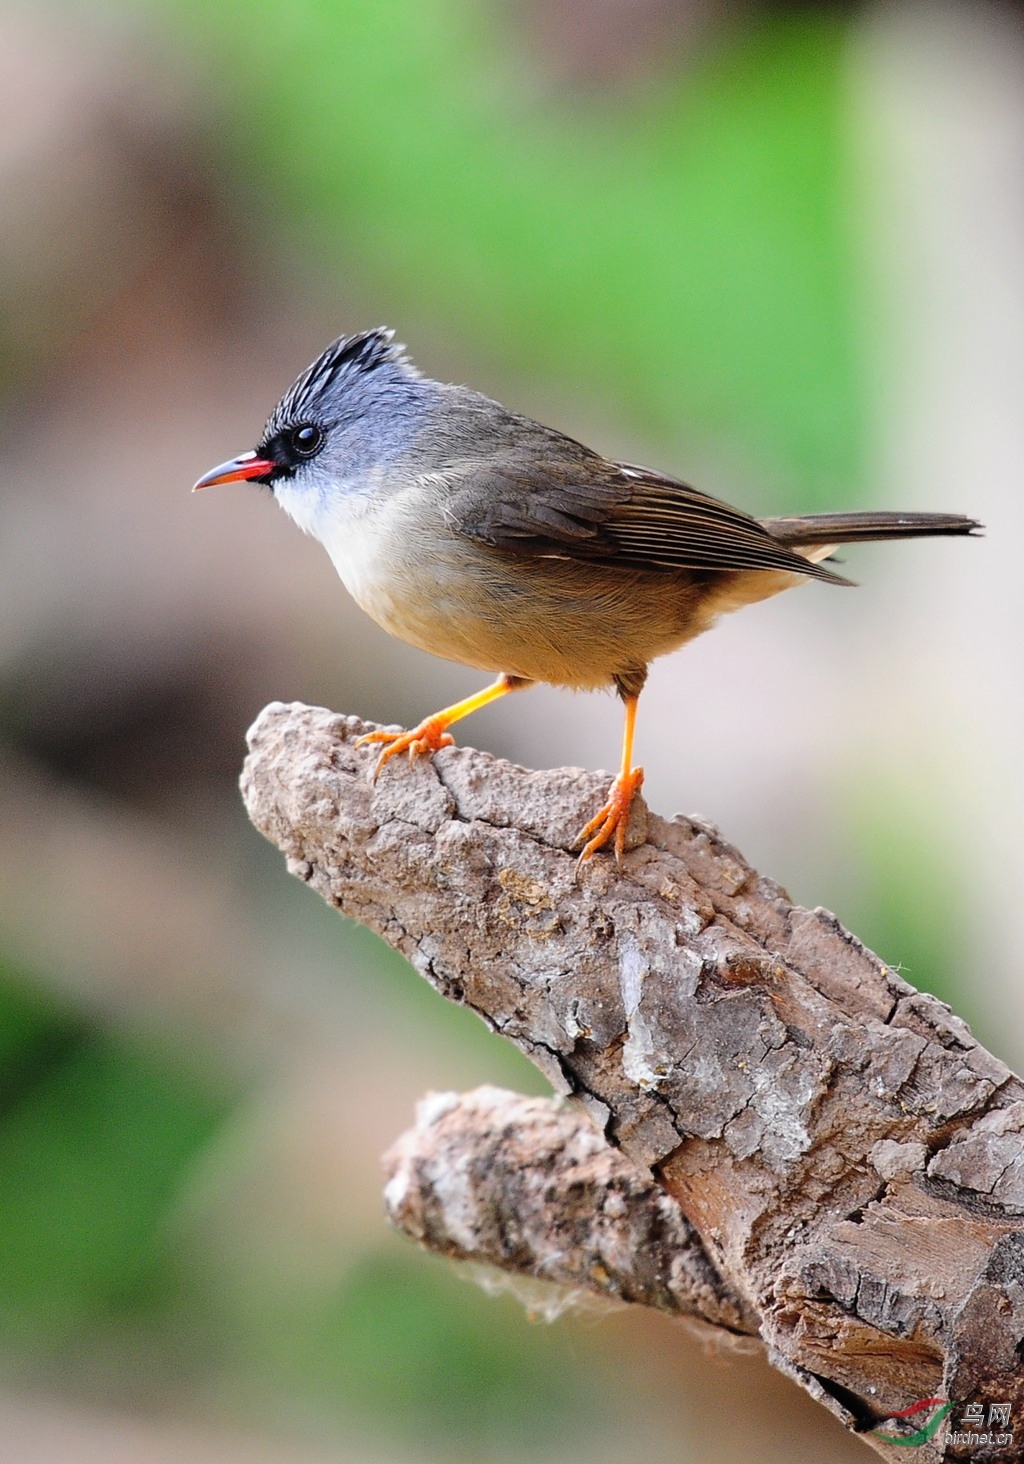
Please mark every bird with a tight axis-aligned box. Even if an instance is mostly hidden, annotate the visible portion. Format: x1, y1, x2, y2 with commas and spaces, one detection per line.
194, 328, 981, 861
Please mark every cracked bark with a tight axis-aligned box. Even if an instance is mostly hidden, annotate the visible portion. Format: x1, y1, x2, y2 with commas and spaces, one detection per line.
241, 702, 1024, 1464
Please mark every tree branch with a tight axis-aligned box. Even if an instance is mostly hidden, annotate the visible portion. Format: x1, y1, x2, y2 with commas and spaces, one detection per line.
241, 702, 1024, 1463
382, 1084, 758, 1333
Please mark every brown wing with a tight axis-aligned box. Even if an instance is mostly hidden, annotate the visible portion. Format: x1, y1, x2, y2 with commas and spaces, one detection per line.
443, 449, 851, 585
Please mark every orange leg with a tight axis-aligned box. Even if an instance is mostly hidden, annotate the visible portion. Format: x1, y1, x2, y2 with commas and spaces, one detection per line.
575, 693, 644, 862
356, 675, 527, 778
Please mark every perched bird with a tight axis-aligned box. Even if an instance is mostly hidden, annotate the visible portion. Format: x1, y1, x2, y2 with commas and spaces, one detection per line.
195, 328, 980, 860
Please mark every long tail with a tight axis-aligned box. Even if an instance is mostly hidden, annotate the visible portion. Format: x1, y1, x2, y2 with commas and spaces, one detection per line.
762, 511, 982, 547
713, 509, 981, 608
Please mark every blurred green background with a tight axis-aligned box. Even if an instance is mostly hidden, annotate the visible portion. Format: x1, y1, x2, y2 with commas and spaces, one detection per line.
1, 2, 1020, 1461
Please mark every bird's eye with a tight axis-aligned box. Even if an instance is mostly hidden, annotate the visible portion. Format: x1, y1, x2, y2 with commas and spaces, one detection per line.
289, 423, 323, 457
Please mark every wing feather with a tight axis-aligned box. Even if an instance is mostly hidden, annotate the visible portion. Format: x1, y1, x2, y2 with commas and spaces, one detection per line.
443, 451, 849, 585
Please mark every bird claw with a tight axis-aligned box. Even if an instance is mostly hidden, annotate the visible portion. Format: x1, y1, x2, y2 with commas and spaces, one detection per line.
575, 767, 645, 863
356, 718, 455, 779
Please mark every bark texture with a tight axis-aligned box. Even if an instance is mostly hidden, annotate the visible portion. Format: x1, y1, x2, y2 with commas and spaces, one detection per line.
241, 702, 1024, 1463
382, 1084, 759, 1333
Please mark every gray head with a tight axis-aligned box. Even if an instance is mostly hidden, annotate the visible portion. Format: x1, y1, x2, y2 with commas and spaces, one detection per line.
192, 328, 435, 534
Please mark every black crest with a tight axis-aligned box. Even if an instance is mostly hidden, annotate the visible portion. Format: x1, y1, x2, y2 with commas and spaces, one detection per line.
262, 328, 414, 441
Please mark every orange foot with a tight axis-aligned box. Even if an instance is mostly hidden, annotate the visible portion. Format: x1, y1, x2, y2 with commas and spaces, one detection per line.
356, 716, 455, 778
575, 767, 645, 862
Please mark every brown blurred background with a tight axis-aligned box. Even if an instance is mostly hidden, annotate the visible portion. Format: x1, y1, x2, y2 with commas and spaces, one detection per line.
1, 2, 1022, 1460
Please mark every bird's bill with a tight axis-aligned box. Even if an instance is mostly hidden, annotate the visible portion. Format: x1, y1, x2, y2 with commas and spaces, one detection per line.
192, 451, 275, 491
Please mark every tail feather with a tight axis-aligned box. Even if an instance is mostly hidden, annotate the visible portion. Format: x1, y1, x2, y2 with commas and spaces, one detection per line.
761, 511, 982, 547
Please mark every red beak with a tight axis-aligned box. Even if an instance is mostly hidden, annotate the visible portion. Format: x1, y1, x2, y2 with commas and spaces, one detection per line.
192, 451, 276, 491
